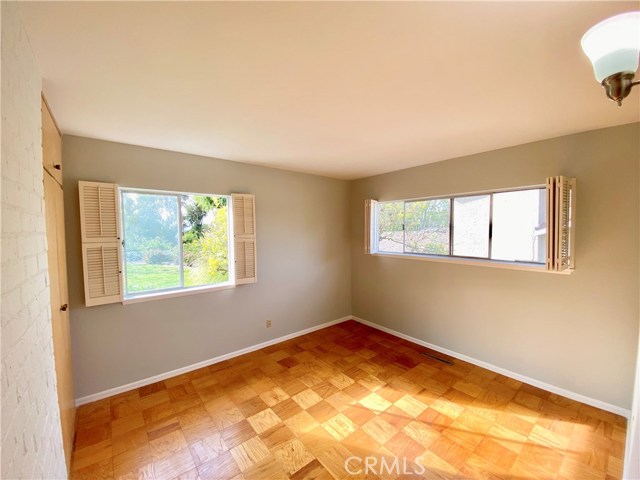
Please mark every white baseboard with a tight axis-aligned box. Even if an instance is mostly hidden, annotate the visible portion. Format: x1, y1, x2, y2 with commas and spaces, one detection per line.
75, 315, 352, 406
352, 316, 631, 419
76, 314, 631, 419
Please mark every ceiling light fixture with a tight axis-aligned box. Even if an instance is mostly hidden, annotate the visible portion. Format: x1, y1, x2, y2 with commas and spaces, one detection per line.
581, 11, 640, 106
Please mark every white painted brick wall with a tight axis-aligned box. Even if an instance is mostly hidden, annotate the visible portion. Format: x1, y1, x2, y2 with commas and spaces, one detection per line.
1, 4, 68, 479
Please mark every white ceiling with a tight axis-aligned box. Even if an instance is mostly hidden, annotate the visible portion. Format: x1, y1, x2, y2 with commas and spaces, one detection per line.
20, 1, 640, 180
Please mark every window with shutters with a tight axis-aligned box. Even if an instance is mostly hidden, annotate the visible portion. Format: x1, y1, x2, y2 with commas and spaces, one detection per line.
366, 178, 575, 273
79, 181, 257, 305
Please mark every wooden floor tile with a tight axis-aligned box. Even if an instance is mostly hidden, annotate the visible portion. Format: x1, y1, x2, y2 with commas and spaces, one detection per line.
112, 444, 153, 479
402, 420, 439, 450
197, 451, 240, 480
342, 428, 381, 457
189, 432, 226, 466
325, 390, 356, 413
243, 456, 289, 480
317, 445, 355, 480
210, 406, 245, 431
284, 411, 319, 436
474, 437, 518, 472
111, 392, 143, 420
291, 389, 323, 410
238, 396, 270, 418
76, 400, 111, 428
69, 458, 113, 480
173, 467, 201, 480
307, 400, 339, 424
182, 419, 220, 445
140, 390, 171, 411
112, 426, 148, 457
358, 392, 392, 413
458, 452, 509, 480
150, 428, 188, 460
289, 459, 333, 480
70, 320, 626, 480
153, 447, 196, 479
342, 405, 376, 428
384, 431, 425, 460
247, 408, 282, 434
272, 438, 315, 476
394, 394, 428, 418
230, 436, 271, 471
510, 442, 565, 478
74, 422, 111, 450
221, 420, 256, 450
297, 425, 336, 457
72, 439, 113, 472
322, 413, 357, 441
117, 461, 154, 480
260, 423, 297, 451
260, 387, 290, 407
362, 416, 399, 445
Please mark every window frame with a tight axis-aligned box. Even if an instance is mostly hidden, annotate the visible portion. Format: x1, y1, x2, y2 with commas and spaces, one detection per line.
119, 186, 235, 302
374, 184, 552, 271
401, 197, 451, 256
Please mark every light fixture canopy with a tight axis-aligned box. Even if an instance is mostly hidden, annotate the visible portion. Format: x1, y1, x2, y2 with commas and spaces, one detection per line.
581, 11, 640, 106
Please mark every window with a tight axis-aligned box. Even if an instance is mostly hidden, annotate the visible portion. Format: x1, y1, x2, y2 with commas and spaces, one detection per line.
373, 186, 548, 267
121, 189, 231, 298
453, 195, 490, 258
405, 199, 450, 255
78, 181, 256, 306
378, 201, 404, 253
492, 189, 546, 263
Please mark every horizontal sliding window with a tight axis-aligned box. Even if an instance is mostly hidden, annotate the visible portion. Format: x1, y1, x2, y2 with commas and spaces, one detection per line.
378, 201, 404, 254
374, 186, 547, 265
492, 189, 546, 263
121, 189, 231, 298
405, 199, 450, 255
453, 195, 490, 258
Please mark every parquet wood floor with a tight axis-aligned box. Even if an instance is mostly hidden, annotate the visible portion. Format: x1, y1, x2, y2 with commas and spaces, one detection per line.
71, 320, 627, 480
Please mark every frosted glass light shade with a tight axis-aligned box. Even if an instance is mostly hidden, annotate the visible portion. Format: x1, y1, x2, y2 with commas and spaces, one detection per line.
581, 12, 640, 82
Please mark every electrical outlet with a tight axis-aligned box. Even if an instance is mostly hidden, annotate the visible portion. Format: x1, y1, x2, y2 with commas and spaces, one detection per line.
266, 320, 272, 328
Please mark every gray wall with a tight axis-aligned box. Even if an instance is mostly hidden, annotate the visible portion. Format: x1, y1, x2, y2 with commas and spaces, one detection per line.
65, 124, 640, 411
625, 152, 640, 475
63, 136, 351, 398
350, 123, 640, 410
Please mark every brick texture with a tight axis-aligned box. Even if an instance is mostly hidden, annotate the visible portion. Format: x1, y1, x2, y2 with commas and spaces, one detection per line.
1, 3, 67, 479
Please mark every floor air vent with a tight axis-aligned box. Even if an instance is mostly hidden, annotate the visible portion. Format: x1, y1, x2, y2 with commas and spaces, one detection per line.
421, 351, 454, 365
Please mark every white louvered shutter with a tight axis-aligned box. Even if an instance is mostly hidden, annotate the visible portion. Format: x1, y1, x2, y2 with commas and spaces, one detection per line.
546, 176, 576, 272
364, 199, 378, 254
79, 181, 123, 306
79, 182, 119, 243
232, 194, 257, 284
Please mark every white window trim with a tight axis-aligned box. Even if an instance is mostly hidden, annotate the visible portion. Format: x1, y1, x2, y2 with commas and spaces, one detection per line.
371, 184, 570, 273
119, 186, 236, 303
122, 282, 236, 305
372, 252, 571, 274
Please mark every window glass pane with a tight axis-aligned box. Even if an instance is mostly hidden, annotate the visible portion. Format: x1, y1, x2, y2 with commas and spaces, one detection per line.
182, 195, 229, 287
492, 189, 546, 263
122, 192, 181, 294
404, 199, 450, 255
453, 195, 490, 258
378, 201, 404, 253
